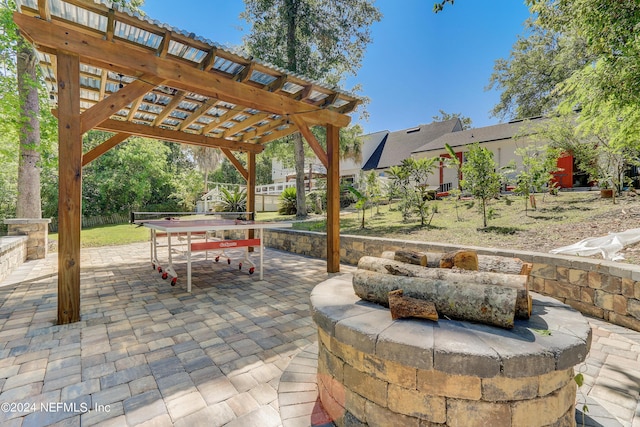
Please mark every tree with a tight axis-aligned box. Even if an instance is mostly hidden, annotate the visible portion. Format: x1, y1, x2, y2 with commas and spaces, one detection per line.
387, 164, 411, 221
535, 116, 639, 204
387, 157, 439, 226
461, 143, 501, 228
190, 146, 222, 193
511, 144, 560, 214
433, 0, 454, 13
443, 143, 462, 192
432, 109, 472, 130
242, 0, 381, 218
528, 0, 640, 145
486, 22, 592, 121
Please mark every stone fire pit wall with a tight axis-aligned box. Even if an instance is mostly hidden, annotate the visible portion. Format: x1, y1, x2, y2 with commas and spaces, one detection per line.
311, 276, 592, 427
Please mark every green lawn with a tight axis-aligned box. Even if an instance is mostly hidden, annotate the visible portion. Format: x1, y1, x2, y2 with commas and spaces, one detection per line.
49, 223, 150, 247
48, 211, 295, 248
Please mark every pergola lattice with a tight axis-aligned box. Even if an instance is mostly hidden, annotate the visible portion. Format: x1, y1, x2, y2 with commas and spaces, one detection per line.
14, 0, 360, 324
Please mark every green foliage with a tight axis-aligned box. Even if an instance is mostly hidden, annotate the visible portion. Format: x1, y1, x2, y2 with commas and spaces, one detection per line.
461, 143, 502, 228
433, 0, 454, 13
432, 110, 473, 130
528, 0, 640, 153
347, 185, 367, 229
278, 187, 297, 215
219, 187, 247, 213
242, 0, 379, 217
209, 158, 245, 185
534, 116, 640, 202
242, 0, 381, 83
82, 137, 178, 215
487, 21, 592, 120
387, 157, 439, 226
511, 144, 560, 214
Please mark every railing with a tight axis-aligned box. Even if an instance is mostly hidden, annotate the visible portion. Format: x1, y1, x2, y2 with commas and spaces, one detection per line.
438, 182, 453, 193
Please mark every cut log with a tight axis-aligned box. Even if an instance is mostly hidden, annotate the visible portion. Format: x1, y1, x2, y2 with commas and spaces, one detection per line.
399, 251, 529, 275
353, 269, 518, 328
388, 289, 438, 321
440, 250, 479, 270
380, 250, 427, 267
357, 256, 530, 319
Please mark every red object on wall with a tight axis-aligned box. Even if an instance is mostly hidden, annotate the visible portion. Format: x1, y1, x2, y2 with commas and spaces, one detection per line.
552, 154, 574, 188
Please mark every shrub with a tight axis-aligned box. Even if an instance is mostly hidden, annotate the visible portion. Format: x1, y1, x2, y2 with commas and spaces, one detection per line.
219, 187, 246, 213
279, 187, 297, 215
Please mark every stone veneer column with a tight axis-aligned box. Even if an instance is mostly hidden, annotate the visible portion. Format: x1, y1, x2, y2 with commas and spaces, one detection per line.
4, 218, 51, 260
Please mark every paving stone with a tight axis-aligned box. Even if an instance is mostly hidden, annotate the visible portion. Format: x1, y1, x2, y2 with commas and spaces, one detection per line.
123, 390, 167, 426
172, 402, 235, 427
165, 390, 207, 421
3, 368, 45, 391
1, 244, 639, 427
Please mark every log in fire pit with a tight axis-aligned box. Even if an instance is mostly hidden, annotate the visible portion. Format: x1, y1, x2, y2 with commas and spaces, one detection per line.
310, 251, 591, 427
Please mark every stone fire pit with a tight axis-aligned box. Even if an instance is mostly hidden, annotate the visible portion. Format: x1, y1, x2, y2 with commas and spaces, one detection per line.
311, 275, 592, 427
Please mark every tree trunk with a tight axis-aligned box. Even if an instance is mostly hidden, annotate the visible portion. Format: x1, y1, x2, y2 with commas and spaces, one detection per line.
284, 0, 307, 219
353, 269, 518, 328
381, 250, 530, 276
440, 250, 478, 270
388, 289, 438, 321
357, 256, 530, 319
15, 37, 41, 218
380, 250, 427, 266
293, 132, 307, 218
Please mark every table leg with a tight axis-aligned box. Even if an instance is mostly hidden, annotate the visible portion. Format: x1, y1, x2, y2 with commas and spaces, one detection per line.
187, 232, 192, 293
259, 228, 264, 280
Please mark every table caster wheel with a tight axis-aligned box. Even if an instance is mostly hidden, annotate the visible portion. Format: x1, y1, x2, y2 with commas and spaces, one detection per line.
227, 258, 231, 265
249, 267, 255, 275
215, 256, 219, 262
152, 263, 155, 270
171, 278, 177, 286
239, 262, 243, 270
162, 272, 168, 280
158, 266, 163, 273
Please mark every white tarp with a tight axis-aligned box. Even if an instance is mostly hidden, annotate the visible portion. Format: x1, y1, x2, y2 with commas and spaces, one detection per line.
550, 228, 640, 261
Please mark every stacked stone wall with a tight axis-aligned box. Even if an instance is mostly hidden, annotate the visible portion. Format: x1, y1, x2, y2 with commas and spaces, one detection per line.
0, 236, 27, 283
265, 229, 640, 332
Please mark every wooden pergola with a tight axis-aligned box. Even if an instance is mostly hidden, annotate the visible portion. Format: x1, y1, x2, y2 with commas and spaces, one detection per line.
13, 0, 360, 324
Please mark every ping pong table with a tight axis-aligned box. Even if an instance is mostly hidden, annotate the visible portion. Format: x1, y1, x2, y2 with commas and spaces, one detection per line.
142, 218, 292, 292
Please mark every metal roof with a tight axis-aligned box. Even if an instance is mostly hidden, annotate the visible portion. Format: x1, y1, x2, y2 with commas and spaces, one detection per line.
15, 0, 360, 151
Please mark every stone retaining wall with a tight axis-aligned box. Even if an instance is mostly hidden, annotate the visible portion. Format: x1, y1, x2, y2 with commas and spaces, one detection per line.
265, 229, 640, 332
0, 236, 27, 283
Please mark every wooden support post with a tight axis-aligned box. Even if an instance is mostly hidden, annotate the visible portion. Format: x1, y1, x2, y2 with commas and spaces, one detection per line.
247, 152, 256, 251
57, 51, 82, 324
326, 124, 340, 272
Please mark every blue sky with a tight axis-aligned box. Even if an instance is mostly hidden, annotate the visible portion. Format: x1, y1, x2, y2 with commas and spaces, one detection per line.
141, 0, 532, 134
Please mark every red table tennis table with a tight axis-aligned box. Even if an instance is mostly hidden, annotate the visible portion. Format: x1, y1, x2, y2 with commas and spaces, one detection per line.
142, 218, 292, 292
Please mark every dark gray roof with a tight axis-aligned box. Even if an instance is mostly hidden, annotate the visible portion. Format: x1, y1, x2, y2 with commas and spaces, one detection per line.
361, 131, 389, 170
412, 117, 549, 154
367, 119, 462, 169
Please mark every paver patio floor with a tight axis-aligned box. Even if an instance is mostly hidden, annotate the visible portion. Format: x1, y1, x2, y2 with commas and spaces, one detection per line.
0, 242, 638, 426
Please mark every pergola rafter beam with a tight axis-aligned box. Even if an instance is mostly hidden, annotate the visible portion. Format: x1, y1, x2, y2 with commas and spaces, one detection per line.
14, 13, 352, 128
80, 75, 166, 134
291, 115, 328, 168
82, 132, 130, 166
152, 89, 186, 126
93, 118, 264, 153
220, 148, 248, 180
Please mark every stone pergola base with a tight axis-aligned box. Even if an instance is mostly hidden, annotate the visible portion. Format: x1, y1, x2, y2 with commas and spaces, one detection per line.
4, 218, 51, 260
311, 276, 592, 427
